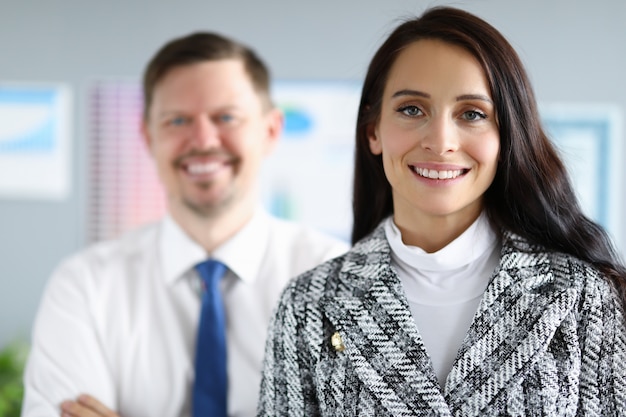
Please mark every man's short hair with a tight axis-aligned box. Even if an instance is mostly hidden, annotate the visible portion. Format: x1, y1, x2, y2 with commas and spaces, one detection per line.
142, 32, 272, 120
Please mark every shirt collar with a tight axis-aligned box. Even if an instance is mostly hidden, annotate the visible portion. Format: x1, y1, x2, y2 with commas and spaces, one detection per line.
384, 211, 498, 271
160, 214, 206, 285
159, 207, 271, 285
212, 207, 271, 285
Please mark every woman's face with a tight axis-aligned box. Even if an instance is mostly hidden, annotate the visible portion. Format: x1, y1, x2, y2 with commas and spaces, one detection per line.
368, 39, 500, 235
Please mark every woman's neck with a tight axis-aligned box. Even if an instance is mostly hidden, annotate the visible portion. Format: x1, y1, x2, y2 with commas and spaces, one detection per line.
393, 208, 482, 253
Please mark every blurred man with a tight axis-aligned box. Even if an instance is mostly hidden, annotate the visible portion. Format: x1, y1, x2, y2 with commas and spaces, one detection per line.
22, 32, 347, 417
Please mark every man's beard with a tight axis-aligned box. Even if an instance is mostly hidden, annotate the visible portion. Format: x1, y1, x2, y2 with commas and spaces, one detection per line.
182, 182, 237, 219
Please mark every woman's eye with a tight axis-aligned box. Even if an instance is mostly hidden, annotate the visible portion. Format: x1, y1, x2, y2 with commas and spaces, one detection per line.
398, 105, 422, 117
462, 110, 486, 121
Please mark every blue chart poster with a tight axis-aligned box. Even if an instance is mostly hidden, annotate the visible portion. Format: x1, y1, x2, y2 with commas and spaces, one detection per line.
541, 104, 623, 250
0, 83, 72, 199
260, 80, 362, 242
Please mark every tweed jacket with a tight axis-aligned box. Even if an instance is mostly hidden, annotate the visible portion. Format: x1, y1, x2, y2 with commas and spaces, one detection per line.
257, 224, 626, 416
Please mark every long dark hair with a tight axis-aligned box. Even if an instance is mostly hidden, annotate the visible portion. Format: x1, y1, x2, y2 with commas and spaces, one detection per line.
352, 6, 626, 301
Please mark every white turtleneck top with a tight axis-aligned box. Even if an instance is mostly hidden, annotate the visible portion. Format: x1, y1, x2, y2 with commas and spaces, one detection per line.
383, 213, 501, 389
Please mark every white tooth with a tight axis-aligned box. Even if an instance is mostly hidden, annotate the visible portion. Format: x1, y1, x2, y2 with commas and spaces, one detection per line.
414, 168, 464, 179
188, 163, 220, 174
189, 165, 203, 174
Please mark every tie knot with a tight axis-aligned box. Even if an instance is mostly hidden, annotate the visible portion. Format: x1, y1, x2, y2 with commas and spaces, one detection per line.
195, 259, 227, 286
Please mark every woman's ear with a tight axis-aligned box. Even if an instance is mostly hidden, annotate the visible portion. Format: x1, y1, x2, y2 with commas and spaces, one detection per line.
367, 123, 382, 155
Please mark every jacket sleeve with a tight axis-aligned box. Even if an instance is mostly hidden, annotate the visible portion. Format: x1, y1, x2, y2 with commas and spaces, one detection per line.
577, 271, 626, 416
257, 283, 321, 417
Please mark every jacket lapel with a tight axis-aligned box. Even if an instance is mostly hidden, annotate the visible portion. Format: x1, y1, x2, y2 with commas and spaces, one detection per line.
444, 233, 579, 415
319, 229, 452, 416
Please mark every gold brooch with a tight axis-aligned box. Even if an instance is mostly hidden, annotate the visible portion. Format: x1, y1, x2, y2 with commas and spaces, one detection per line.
331, 331, 345, 352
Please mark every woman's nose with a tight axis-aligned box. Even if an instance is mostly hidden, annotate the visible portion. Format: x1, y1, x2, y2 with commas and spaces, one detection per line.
420, 116, 459, 155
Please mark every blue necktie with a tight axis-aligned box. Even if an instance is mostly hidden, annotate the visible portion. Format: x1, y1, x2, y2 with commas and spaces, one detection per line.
193, 259, 228, 417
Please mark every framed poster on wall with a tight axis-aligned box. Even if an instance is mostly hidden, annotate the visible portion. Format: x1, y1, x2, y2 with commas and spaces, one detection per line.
260, 80, 361, 241
0, 83, 72, 200
541, 103, 623, 251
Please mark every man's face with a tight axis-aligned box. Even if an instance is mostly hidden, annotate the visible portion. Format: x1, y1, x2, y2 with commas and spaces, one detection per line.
143, 59, 281, 221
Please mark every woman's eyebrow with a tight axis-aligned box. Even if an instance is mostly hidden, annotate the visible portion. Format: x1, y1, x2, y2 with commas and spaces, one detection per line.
391, 90, 493, 105
456, 94, 493, 104
391, 89, 430, 99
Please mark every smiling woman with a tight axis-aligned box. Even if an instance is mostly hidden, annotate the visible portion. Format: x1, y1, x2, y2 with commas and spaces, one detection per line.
367, 39, 500, 251
258, 6, 626, 417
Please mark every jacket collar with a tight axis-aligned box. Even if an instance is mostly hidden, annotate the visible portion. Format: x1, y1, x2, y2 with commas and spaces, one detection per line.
321, 225, 579, 415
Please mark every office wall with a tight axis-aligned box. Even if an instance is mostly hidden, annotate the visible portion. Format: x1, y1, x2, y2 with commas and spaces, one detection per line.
1, 0, 625, 346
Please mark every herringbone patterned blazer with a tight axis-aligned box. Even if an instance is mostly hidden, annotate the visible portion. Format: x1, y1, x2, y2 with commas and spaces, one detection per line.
257, 224, 626, 416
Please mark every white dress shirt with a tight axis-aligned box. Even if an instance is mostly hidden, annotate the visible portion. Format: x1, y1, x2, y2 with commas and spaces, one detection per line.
384, 213, 500, 388
22, 208, 348, 417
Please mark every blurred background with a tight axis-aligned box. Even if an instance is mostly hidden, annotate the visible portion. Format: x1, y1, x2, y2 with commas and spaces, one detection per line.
1, 0, 625, 354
